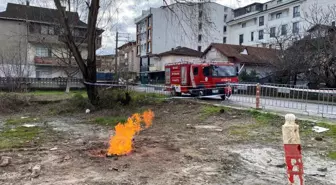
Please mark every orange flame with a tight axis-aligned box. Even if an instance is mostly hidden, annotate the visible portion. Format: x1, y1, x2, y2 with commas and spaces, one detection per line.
107, 110, 154, 156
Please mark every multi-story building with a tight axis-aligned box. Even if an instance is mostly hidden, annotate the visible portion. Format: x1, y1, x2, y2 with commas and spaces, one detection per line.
0, 2, 103, 78
227, 0, 336, 47
117, 41, 140, 76
134, 1, 233, 83
96, 55, 115, 73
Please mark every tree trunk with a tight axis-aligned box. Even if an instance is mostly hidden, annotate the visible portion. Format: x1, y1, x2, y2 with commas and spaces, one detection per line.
293, 73, 297, 85
85, 63, 98, 105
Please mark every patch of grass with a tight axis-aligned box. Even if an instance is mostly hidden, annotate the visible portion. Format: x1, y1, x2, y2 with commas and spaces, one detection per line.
200, 106, 229, 120
0, 126, 41, 149
229, 126, 249, 137
31, 90, 86, 96
327, 151, 336, 160
249, 109, 281, 126
316, 122, 336, 138
92, 116, 127, 126
5, 117, 38, 125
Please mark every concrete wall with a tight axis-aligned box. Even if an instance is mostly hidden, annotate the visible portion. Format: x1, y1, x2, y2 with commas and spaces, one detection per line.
203, 47, 229, 61
0, 19, 34, 77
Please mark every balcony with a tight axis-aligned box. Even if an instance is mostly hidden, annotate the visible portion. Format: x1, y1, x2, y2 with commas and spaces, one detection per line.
28, 34, 59, 44
34, 56, 102, 67
58, 35, 102, 48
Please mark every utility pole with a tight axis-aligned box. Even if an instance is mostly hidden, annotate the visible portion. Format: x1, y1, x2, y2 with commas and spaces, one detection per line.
115, 31, 118, 81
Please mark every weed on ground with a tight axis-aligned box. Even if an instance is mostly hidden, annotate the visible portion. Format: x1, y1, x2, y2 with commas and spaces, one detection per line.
0, 126, 41, 149
5, 117, 39, 125
92, 116, 127, 126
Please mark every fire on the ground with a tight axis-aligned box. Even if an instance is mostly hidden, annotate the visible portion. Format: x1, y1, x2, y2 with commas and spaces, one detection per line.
107, 110, 154, 156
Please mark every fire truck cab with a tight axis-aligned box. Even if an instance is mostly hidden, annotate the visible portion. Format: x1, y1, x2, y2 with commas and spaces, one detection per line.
165, 62, 239, 99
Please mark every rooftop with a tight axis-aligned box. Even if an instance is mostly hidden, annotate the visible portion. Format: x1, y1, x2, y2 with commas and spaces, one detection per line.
203, 43, 278, 65
157, 47, 203, 57
0, 3, 87, 27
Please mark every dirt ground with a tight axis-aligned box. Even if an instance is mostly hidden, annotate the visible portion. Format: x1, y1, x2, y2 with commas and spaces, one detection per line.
0, 98, 336, 185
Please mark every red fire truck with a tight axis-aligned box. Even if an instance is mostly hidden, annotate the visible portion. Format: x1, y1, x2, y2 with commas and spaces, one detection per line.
165, 62, 239, 99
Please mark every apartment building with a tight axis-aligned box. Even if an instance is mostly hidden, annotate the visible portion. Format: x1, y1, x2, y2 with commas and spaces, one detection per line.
0, 3, 103, 78
117, 41, 140, 75
227, 0, 336, 47
134, 1, 233, 83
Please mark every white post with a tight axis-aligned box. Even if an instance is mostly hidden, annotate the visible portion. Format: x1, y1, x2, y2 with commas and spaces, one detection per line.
282, 114, 304, 185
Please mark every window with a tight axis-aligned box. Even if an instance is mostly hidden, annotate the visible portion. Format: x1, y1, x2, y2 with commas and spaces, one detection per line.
224, 7, 228, 12
48, 26, 54, 35
199, 10, 203, 18
242, 22, 246, 28
293, 6, 300, 17
148, 16, 152, 27
239, 34, 244, 45
259, 16, 264, 26
281, 24, 287, 35
265, 4, 268, 10
277, 0, 282, 3
223, 37, 227, 43
165, 68, 170, 84
251, 32, 254, 41
203, 66, 210, 76
147, 42, 151, 53
41, 25, 48, 34
137, 46, 140, 55
224, 14, 227, 22
259, 30, 264, 40
276, 12, 282, 19
198, 34, 202, 42
198, 46, 202, 52
223, 26, 227, 33
270, 27, 276, 37
36, 46, 50, 57
293, 22, 299, 34
181, 66, 187, 85
199, 23, 202, 30
332, 21, 336, 27
148, 30, 151, 40
193, 67, 198, 75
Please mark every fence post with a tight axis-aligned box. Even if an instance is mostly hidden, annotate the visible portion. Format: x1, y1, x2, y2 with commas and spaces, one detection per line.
282, 114, 304, 185
256, 83, 261, 109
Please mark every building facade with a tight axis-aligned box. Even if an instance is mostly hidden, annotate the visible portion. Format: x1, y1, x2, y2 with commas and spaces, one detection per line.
134, 1, 233, 83
227, 0, 336, 47
117, 41, 140, 75
0, 3, 103, 78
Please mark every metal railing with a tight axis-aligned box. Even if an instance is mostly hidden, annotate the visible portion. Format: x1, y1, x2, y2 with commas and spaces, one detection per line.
227, 83, 336, 118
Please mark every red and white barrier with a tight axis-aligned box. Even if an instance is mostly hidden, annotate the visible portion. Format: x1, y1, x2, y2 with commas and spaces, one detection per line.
282, 114, 304, 185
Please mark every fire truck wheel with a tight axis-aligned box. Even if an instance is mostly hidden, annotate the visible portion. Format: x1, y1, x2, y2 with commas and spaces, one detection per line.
172, 89, 181, 96
220, 95, 226, 100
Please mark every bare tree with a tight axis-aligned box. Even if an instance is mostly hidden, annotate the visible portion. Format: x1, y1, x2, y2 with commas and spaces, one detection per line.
53, 0, 101, 104
0, 39, 33, 91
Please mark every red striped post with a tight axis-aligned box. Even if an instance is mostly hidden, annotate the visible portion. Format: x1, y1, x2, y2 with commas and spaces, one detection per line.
256, 83, 261, 109
282, 114, 304, 185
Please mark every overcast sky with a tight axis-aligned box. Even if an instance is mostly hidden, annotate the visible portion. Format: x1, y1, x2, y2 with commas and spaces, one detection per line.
0, 0, 267, 55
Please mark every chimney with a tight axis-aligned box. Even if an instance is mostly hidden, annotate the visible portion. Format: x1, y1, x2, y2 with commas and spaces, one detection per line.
26, 0, 30, 6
